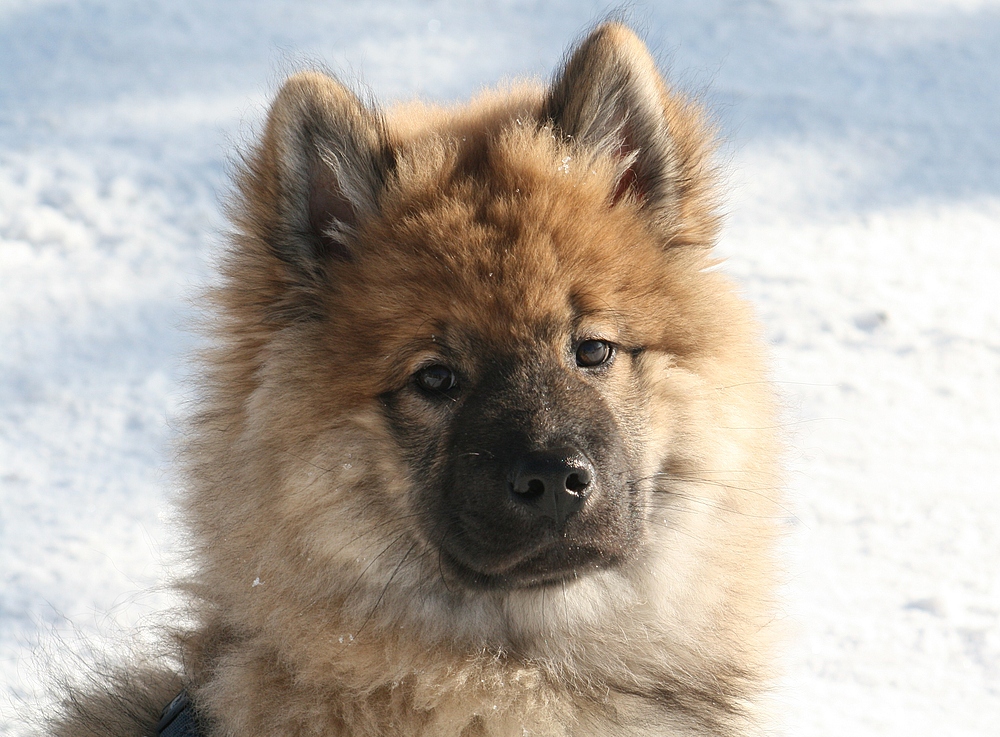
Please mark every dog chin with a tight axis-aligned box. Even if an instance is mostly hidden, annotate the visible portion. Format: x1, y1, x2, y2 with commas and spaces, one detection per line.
412, 559, 633, 648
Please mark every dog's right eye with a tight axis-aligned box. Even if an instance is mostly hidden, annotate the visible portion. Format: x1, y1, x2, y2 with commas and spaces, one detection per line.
575, 339, 614, 368
414, 365, 458, 394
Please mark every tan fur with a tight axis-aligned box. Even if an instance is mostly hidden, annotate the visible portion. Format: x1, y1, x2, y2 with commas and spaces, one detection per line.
48, 24, 781, 737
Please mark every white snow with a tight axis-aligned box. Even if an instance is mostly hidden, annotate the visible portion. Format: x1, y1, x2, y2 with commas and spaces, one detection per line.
1, 1, 998, 734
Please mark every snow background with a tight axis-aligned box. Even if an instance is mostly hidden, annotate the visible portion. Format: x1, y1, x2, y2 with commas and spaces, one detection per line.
1, 0, 998, 734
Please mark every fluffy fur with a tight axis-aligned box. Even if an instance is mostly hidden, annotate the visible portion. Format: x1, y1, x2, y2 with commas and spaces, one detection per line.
49, 23, 782, 737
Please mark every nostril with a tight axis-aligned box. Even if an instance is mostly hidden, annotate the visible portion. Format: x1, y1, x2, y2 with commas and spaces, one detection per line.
565, 471, 589, 494
523, 478, 545, 498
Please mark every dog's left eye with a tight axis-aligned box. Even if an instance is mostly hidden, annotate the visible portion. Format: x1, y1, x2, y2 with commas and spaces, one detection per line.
415, 364, 459, 394
575, 340, 614, 368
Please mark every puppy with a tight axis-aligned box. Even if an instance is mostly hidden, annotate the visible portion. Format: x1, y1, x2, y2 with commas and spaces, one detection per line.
51, 23, 782, 737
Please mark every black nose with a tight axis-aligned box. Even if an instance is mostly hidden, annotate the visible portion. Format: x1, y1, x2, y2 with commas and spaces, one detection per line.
510, 448, 593, 525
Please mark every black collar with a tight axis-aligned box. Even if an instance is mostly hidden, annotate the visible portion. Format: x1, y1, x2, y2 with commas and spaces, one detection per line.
157, 690, 203, 737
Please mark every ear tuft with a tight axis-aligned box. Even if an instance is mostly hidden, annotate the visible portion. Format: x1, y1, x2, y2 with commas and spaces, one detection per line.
544, 24, 681, 225
256, 72, 394, 274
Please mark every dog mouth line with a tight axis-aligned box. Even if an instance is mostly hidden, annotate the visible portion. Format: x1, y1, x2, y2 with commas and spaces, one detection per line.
438, 539, 616, 590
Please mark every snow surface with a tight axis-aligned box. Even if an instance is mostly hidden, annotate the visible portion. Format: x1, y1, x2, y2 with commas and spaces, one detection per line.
1, 1, 998, 734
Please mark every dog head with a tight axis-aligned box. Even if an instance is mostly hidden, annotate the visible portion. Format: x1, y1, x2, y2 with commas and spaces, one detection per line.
190, 24, 772, 650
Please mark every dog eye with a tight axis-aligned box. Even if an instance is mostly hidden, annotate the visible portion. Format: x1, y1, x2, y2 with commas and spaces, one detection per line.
575, 340, 613, 368
415, 364, 458, 394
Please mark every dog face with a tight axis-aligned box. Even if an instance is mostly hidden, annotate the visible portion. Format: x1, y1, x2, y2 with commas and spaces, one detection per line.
374, 202, 651, 591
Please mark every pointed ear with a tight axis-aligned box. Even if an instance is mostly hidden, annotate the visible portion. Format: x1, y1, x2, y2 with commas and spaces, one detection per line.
544, 24, 681, 224
255, 71, 394, 275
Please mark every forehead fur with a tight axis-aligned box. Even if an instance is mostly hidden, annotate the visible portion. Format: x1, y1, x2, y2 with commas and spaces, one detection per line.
319, 102, 732, 372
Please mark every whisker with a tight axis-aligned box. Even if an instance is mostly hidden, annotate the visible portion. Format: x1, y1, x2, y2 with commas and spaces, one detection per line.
355, 541, 419, 637
561, 579, 571, 633
718, 417, 842, 430
436, 543, 455, 595
325, 512, 425, 558
713, 380, 839, 390
341, 532, 409, 605
630, 471, 797, 521
456, 450, 496, 460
